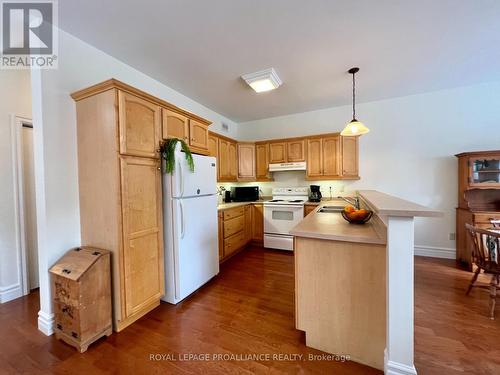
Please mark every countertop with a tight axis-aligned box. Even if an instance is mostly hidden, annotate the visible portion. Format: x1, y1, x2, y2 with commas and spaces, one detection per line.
290, 190, 442, 244
290, 204, 387, 245
358, 190, 442, 217
217, 200, 266, 211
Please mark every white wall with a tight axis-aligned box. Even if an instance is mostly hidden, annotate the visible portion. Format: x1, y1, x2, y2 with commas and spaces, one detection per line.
33, 29, 240, 334
0, 70, 32, 302
236, 82, 500, 256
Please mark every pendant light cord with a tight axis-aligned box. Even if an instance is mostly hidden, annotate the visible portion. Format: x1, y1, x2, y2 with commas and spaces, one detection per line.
352, 71, 356, 120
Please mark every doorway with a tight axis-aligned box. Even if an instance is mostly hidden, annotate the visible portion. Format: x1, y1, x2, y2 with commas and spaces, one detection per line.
21, 122, 39, 290
13, 117, 39, 294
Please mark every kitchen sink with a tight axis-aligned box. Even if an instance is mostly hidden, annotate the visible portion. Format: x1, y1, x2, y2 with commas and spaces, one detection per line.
318, 205, 344, 213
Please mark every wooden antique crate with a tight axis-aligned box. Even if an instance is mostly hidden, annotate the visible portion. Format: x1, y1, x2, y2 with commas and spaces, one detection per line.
49, 246, 112, 353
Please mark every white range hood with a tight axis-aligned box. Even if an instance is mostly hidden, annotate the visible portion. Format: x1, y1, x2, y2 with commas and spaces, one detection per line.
268, 161, 306, 172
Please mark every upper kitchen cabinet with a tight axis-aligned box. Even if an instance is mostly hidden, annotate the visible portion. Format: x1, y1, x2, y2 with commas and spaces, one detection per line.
341, 136, 359, 178
306, 134, 356, 180
306, 138, 323, 178
255, 142, 273, 181
237, 143, 256, 181
118, 91, 161, 159
208, 133, 219, 158
218, 137, 238, 182
323, 136, 341, 177
269, 142, 287, 163
162, 108, 188, 142
189, 118, 209, 154
162, 109, 210, 155
287, 139, 306, 162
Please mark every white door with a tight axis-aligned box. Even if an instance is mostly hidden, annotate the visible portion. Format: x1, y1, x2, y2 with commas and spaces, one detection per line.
172, 194, 219, 301
264, 204, 304, 235
22, 126, 38, 290
169, 152, 217, 198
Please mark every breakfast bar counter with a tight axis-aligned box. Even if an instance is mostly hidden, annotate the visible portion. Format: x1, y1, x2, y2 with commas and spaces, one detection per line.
291, 190, 441, 374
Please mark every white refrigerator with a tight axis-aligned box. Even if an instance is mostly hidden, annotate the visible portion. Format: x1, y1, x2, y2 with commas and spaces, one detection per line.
161, 148, 219, 304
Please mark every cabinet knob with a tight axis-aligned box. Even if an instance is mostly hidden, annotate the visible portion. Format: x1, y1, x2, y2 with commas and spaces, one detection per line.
156, 148, 160, 153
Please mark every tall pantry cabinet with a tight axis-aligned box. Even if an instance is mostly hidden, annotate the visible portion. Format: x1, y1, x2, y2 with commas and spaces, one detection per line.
72, 84, 164, 332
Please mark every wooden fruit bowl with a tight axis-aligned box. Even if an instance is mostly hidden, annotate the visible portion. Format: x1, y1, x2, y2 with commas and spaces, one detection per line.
341, 210, 373, 224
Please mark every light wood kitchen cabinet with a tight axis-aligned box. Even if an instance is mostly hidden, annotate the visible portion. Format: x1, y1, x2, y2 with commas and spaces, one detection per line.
118, 91, 161, 159
304, 205, 317, 216
323, 136, 341, 177
341, 136, 359, 178
218, 212, 224, 260
228, 142, 238, 180
217, 138, 238, 182
219, 205, 250, 262
269, 142, 287, 163
208, 134, 218, 158
237, 143, 256, 180
252, 204, 264, 244
189, 118, 209, 154
161, 109, 210, 156
244, 205, 253, 243
119, 156, 164, 318
306, 138, 323, 177
255, 143, 272, 181
72, 82, 169, 332
162, 108, 188, 143
307, 135, 354, 179
287, 139, 306, 162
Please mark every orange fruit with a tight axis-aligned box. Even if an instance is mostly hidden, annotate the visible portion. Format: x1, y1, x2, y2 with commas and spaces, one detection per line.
344, 205, 355, 213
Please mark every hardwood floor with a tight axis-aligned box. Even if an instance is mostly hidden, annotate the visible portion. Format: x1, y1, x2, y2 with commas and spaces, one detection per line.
0, 247, 499, 374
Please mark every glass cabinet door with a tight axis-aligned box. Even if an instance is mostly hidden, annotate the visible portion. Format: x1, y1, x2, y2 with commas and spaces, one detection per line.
469, 157, 500, 187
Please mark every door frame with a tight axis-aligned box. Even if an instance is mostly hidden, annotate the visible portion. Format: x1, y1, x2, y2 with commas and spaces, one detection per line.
11, 115, 35, 296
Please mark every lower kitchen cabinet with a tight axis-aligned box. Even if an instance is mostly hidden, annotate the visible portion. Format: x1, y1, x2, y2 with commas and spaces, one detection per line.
304, 205, 317, 216
218, 203, 264, 262
251, 204, 264, 244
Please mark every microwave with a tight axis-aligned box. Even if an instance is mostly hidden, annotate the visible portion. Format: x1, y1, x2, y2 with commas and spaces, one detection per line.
230, 186, 259, 202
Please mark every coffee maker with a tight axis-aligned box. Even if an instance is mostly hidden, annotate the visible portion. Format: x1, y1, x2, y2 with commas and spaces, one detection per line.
309, 185, 322, 202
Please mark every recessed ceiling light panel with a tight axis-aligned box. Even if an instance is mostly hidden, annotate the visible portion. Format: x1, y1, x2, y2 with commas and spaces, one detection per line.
241, 68, 282, 93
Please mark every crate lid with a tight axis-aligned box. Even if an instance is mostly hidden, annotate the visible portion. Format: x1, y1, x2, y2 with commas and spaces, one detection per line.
49, 247, 110, 281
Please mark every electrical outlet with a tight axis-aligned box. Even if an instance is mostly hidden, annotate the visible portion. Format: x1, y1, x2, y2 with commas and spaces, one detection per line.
449, 233, 456, 241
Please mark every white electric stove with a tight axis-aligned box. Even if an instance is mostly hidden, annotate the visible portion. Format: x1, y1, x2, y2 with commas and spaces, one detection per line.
263, 187, 308, 251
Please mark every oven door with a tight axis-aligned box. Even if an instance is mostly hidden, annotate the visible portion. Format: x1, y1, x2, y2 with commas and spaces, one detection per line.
264, 204, 304, 235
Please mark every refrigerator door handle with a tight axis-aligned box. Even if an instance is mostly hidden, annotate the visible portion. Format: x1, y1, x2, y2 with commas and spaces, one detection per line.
179, 200, 185, 239
178, 159, 184, 197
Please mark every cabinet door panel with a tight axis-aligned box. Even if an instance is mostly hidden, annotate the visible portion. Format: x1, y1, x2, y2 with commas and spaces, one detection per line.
307, 139, 323, 177
120, 156, 164, 317
162, 108, 188, 142
269, 143, 287, 163
252, 204, 264, 241
323, 136, 341, 177
189, 119, 209, 152
287, 140, 305, 162
218, 139, 229, 180
255, 143, 270, 179
342, 136, 359, 178
228, 142, 238, 180
118, 91, 160, 158
238, 143, 256, 180
208, 134, 218, 158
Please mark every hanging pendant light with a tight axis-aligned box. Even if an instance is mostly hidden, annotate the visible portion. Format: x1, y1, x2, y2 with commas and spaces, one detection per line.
341, 67, 370, 136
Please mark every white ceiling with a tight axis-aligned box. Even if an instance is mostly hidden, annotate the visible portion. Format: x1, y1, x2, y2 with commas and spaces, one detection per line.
60, 0, 500, 122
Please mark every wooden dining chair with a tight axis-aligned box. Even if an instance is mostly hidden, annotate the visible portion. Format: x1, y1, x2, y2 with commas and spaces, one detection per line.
465, 224, 500, 319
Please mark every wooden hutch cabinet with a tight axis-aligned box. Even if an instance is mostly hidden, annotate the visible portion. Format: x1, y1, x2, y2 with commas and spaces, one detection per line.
456, 150, 500, 270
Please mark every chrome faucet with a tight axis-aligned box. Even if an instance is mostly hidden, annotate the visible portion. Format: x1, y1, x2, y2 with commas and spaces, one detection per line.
337, 195, 360, 209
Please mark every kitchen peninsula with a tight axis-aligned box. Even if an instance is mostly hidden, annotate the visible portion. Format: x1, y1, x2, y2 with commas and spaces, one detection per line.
291, 190, 441, 374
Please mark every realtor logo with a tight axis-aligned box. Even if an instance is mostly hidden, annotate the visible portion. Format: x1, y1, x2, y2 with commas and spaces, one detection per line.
1, 0, 58, 68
